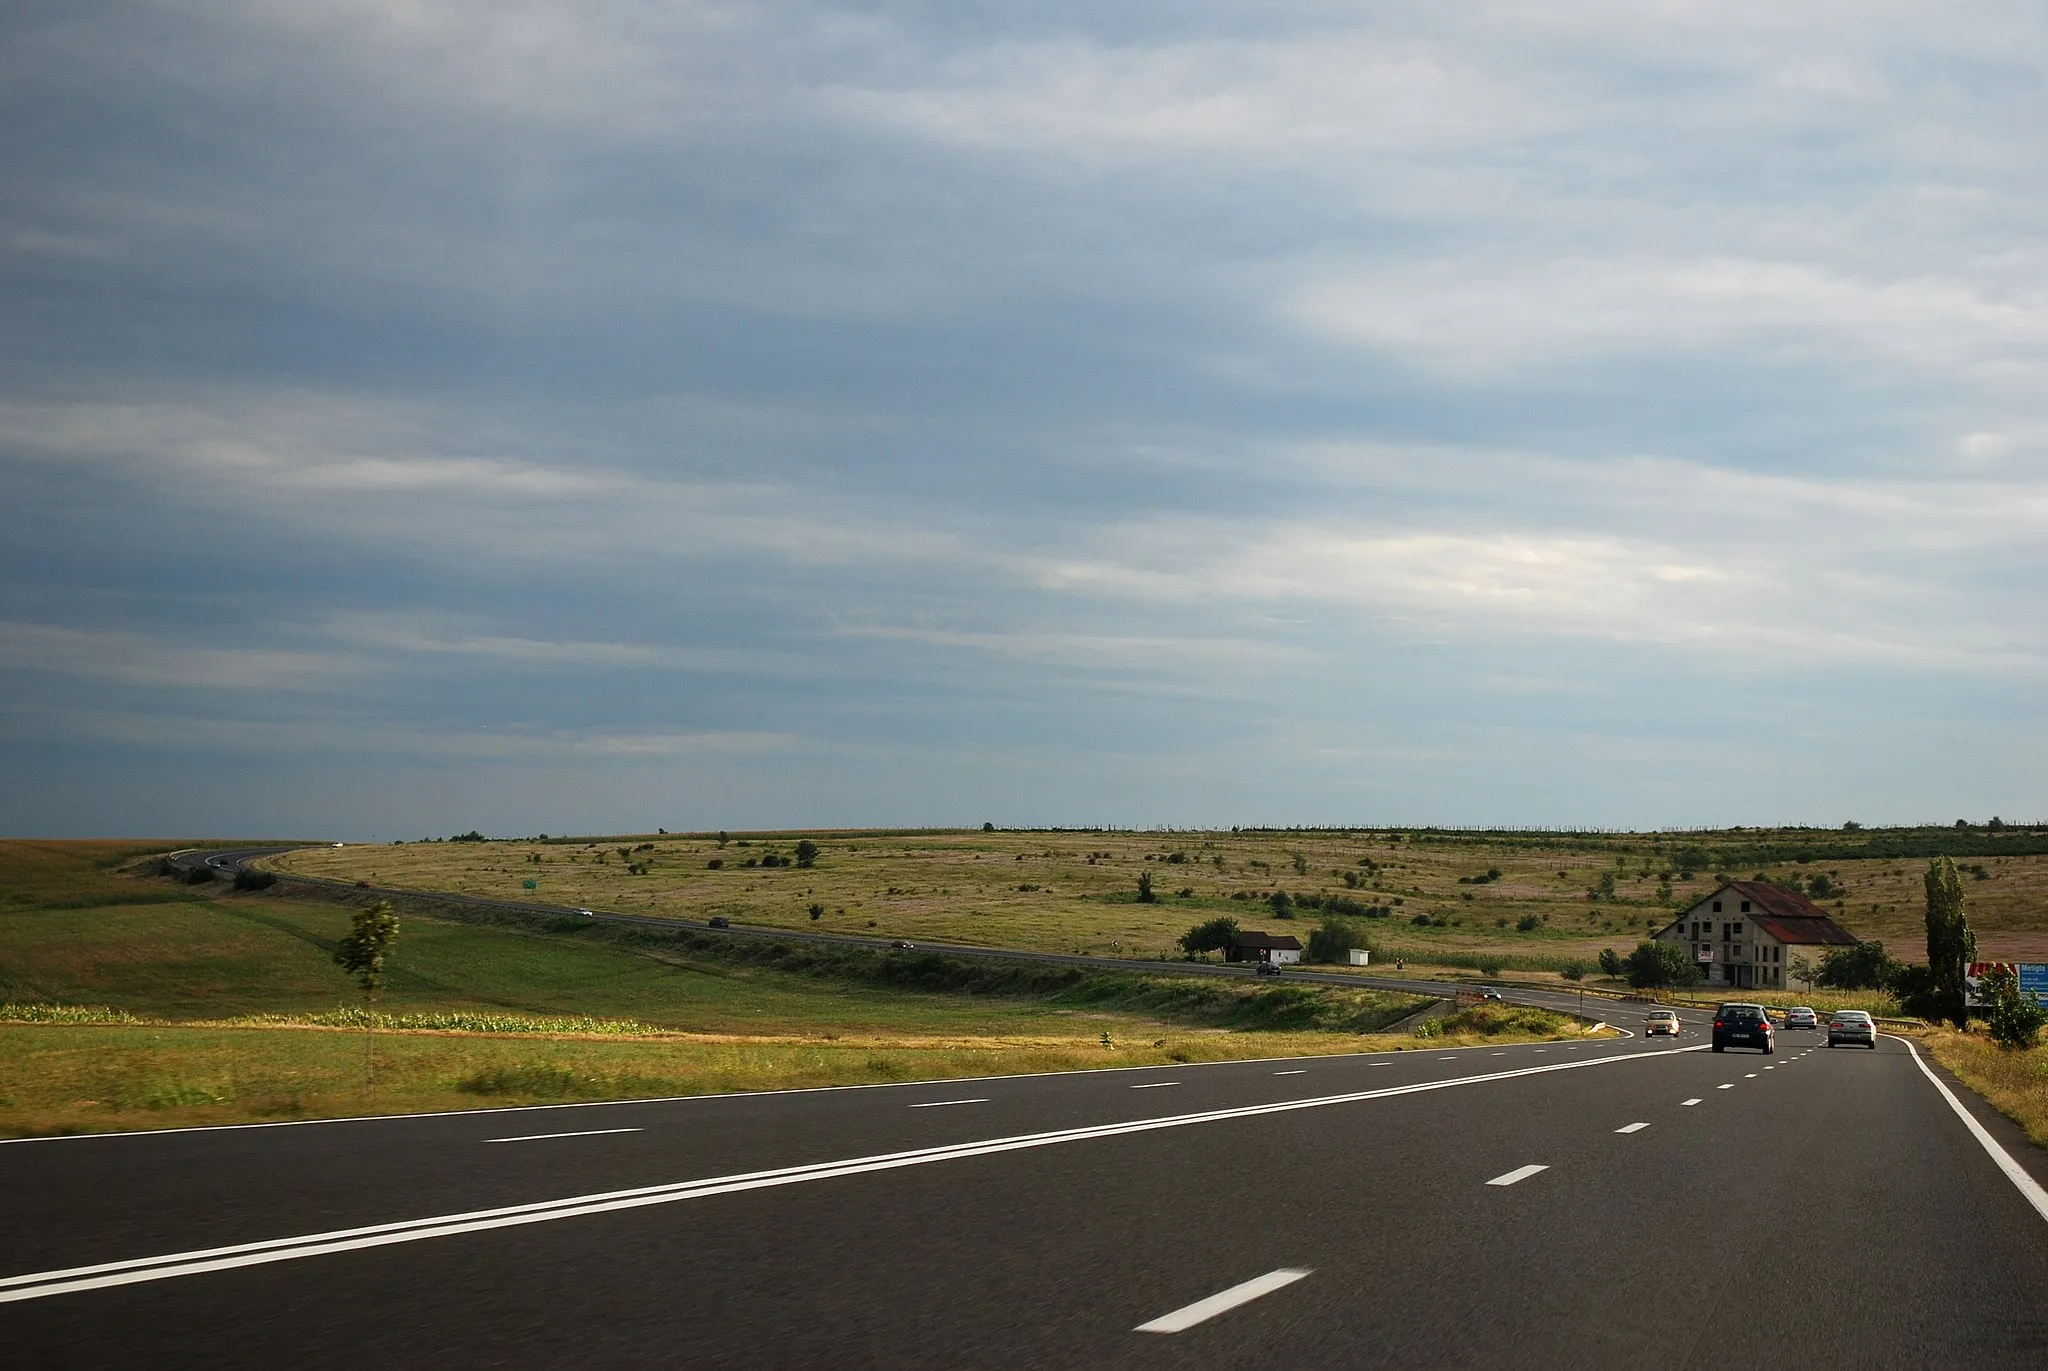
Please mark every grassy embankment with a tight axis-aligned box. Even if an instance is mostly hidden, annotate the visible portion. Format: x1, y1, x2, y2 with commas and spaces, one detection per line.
1, 840, 1604, 1137
274, 824, 2048, 986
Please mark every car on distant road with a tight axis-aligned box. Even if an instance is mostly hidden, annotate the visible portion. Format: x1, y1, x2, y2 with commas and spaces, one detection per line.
707, 916, 730, 929
891, 939, 916, 949
1480, 987, 1504, 1001
1784, 1006, 1820, 1030
1828, 1010, 1878, 1049
576, 908, 595, 918
354, 880, 371, 888
1712, 1002, 1774, 1053
1643, 1009, 1680, 1037
1256, 962, 1282, 976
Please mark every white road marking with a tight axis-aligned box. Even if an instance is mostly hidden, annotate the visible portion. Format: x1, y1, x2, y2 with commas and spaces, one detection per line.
1487, 1164, 1549, 1187
483, 1128, 642, 1144
0, 1042, 1706, 1305
1615, 1122, 1651, 1134
1681, 1098, 1703, 1106
1490, 1053, 1507, 1057
1130, 1082, 1180, 1090
1896, 1035, 2048, 1226
1438, 1055, 1458, 1060
1135, 1268, 1312, 1334
907, 1099, 990, 1109
1272, 1070, 1307, 1076
1717, 1083, 1735, 1090
1745, 1073, 1758, 1078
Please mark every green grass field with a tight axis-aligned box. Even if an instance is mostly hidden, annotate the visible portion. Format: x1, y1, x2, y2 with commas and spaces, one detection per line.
8, 840, 1606, 1137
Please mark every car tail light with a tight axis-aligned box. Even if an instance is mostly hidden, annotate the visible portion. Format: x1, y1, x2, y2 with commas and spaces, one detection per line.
1713, 1020, 1723, 1029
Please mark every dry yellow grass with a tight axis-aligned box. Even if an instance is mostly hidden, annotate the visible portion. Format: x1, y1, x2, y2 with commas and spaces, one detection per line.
1917, 1026, 2048, 1150
0, 1012, 1609, 1138
274, 827, 2048, 976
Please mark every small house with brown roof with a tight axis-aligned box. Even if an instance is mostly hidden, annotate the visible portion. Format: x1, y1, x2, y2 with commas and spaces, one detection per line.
1229, 931, 1303, 965
1651, 881, 1858, 991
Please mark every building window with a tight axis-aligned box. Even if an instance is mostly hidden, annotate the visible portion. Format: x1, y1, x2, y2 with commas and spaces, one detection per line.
1732, 922, 1742, 937
1740, 900, 1751, 913
1712, 900, 1722, 913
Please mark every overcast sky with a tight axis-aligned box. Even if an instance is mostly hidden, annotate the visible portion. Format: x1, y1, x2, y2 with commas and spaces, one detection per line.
3, 1, 2044, 837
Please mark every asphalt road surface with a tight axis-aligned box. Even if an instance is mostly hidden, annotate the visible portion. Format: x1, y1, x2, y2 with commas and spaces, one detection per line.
9, 1008, 2048, 1367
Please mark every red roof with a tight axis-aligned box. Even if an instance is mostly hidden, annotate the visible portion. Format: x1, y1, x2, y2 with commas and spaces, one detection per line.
1236, 931, 1303, 950
1665, 882, 1858, 946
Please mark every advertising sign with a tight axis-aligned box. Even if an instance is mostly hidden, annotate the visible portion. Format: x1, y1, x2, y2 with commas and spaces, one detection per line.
1965, 963, 2048, 1009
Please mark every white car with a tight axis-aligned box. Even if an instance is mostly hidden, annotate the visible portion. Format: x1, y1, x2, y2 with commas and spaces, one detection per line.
1644, 1009, 1680, 1037
576, 908, 596, 918
1828, 1010, 1877, 1048
1784, 1006, 1820, 1030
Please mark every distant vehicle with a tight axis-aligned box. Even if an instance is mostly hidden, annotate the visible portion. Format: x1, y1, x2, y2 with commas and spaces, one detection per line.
1480, 987, 1504, 1001
1828, 1010, 1877, 1049
332, 842, 344, 848
576, 908, 595, 918
1712, 1003, 1774, 1053
1643, 1009, 1680, 1037
354, 880, 371, 888
1256, 962, 1282, 976
707, 916, 730, 929
1784, 1006, 1820, 1030
891, 939, 915, 949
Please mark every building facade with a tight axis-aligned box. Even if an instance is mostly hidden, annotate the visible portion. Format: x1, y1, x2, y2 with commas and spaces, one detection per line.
1230, 931, 1304, 965
1651, 881, 1858, 991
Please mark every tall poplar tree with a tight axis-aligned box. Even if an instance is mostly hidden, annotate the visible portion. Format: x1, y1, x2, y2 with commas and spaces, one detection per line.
1924, 856, 1975, 1029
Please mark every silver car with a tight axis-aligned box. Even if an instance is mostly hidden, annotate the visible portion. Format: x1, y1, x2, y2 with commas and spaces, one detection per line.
1784, 1006, 1820, 1030
1827, 1010, 1877, 1048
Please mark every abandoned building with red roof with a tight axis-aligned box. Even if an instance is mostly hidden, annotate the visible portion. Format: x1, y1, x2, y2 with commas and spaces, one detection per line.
1651, 881, 1859, 991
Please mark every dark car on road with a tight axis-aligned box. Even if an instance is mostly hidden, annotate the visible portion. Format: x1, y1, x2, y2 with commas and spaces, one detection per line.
1255, 962, 1282, 976
1712, 1002, 1774, 1053
707, 916, 730, 929
1828, 1010, 1878, 1048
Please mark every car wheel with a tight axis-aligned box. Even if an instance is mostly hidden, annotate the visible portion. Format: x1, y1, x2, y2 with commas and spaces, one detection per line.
1765, 1045, 1773, 1054
1712, 1044, 1723, 1052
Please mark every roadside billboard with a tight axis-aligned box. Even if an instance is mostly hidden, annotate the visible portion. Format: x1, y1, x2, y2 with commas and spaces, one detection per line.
1964, 963, 2048, 1009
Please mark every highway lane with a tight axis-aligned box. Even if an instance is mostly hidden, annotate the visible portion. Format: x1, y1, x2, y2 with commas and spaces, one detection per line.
9, 1028, 2048, 1367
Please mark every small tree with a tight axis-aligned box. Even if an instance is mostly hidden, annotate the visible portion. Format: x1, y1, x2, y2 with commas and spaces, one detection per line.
1179, 916, 1239, 960
1925, 856, 1976, 1028
1624, 940, 1703, 990
808, 902, 824, 921
1305, 918, 1370, 964
1598, 947, 1624, 978
1984, 966, 2048, 1050
1269, 889, 1293, 919
1136, 870, 1156, 903
1815, 940, 1901, 991
333, 901, 400, 1093
795, 839, 820, 869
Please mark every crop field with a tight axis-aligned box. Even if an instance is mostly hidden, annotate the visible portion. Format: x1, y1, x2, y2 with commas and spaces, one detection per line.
275, 824, 2048, 976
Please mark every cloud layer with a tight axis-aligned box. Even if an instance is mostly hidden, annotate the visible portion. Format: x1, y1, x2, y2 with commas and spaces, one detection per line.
3, 1, 2044, 835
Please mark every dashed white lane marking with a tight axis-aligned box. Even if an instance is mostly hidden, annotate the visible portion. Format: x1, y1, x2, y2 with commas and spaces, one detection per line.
483, 1128, 641, 1144
1717, 1084, 1735, 1090
0, 1043, 1709, 1305
1130, 1082, 1180, 1090
1438, 1055, 1459, 1060
1615, 1122, 1651, 1134
1487, 1164, 1550, 1187
1272, 1070, 1307, 1077
1745, 1073, 1758, 1079
907, 1099, 990, 1109
1491, 1053, 1507, 1057
1681, 1098, 1703, 1106
1135, 1268, 1313, 1334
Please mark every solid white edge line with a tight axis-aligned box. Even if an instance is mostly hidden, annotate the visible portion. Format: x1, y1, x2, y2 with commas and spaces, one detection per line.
1135, 1268, 1312, 1333
0, 1042, 1704, 1302
1893, 1035, 2048, 1225
483, 1128, 642, 1143
1486, 1164, 1549, 1187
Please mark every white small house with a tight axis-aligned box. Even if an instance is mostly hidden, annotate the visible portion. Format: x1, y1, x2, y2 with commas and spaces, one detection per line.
1651, 881, 1858, 991
1348, 948, 1371, 966
1232, 931, 1303, 965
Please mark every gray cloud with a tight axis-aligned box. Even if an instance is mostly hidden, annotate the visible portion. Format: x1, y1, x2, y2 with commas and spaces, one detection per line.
2, 1, 2044, 833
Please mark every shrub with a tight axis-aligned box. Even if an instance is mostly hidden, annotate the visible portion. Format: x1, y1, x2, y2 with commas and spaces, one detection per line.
706, 858, 724, 870
1598, 948, 1624, 978
795, 839, 820, 868
1477, 961, 1502, 977
1985, 967, 2048, 1050
233, 869, 277, 891
1560, 963, 1586, 981
1411, 913, 1432, 926
1270, 890, 1293, 919
1305, 918, 1372, 964
1515, 914, 1541, 932
1137, 870, 1156, 903
450, 830, 488, 843
808, 902, 824, 921
182, 865, 215, 885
